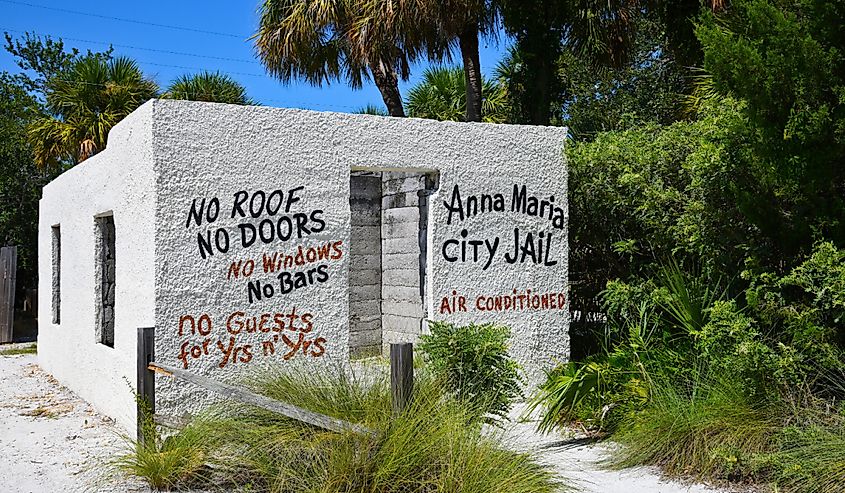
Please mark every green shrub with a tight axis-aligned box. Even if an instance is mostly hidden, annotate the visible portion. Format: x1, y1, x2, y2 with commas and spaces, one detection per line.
528, 355, 648, 433
746, 241, 845, 374
528, 301, 656, 433
419, 321, 523, 423
567, 98, 753, 337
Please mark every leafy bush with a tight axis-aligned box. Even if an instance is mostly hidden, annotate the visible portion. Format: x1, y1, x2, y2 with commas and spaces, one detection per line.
567, 97, 755, 352
557, 1, 845, 488
529, 299, 659, 433
419, 321, 523, 423
746, 241, 845, 374
117, 366, 559, 493
528, 355, 648, 433
697, 0, 845, 255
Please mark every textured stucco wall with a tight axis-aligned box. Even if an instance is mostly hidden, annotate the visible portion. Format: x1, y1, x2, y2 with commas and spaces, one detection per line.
151, 100, 569, 419
38, 103, 156, 432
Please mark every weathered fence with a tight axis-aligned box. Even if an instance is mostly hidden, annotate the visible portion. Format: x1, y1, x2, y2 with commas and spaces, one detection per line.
137, 327, 414, 441
0, 246, 17, 344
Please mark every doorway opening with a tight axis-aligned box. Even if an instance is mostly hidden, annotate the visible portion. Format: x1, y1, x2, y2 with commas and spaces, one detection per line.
348, 170, 439, 357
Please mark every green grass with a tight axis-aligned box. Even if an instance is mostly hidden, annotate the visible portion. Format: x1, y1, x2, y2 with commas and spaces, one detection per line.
112, 424, 212, 491
610, 371, 845, 492
612, 373, 781, 481
117, 365, 563, 492
754, 418, 845, 493
0, 343, 36, 355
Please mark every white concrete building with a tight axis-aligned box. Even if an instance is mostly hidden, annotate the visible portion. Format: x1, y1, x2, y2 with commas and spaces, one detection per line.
38, 99, 569, 431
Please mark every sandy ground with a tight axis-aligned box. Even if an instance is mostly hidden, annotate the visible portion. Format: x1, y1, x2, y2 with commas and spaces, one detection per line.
1, 351, 740, 493
503, 403, 739, 493
0, 349, 147, 493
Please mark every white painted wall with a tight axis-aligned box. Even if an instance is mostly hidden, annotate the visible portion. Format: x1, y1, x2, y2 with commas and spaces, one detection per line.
39, 99, 569, 429
38, 103, 156, 432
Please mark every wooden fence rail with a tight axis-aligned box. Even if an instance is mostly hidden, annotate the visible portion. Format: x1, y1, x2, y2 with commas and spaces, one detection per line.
147, 361, 374, 436
137, 328, 418, 441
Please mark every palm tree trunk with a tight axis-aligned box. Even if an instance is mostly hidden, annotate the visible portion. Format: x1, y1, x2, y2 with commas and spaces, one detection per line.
518, 30, 558, 126
459, 24, 483, 122
529, 54, 552, 126
369, 59, 406, 117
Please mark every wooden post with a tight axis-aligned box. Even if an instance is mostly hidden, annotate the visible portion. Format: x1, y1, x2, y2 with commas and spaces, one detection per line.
0, 246, 17, 344
390, 342, 414, 414
137, 326, 155, 443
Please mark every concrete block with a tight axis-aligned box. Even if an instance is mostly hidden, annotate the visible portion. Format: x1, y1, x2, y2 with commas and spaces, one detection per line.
382, 285, 422, 303
349, 254, 381, 271
351, 224, 381, 240
352, 238, 384, 255
382, 191, 419, 209
382, 314, 423, 335
381, 253, 419, 270
382, 174, 425, 195
382, 207, 419, 225
350, 299, 381, 318
382, 301, 424, 318
382, 238, 421, 255
381, 219, 419, 239
350, 174, 381, 199
349, 284, 381, 303
350, 269, 381, 286
350, 318, 381, 335
382, 268, 420, 288
350, 210, 381, 226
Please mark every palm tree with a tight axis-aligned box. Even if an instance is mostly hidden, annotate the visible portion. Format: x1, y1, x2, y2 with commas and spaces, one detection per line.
163, 71, 254, 105
357, 0, 497, 123
27, 55, 158, 168
425, 0, 498, 123
254, 0, 413, 117
498, 0, 641, 125
355, 103, 389, 116
406, 66, 508, 123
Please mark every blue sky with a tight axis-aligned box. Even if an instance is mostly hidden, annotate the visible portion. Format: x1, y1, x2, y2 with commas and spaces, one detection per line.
0, 0, 511, 112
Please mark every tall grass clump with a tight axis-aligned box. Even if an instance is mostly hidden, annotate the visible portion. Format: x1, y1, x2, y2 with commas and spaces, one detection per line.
111, 397, 214, 491
613, 373, 780, 480
761, 424, 845, 493
118, 365, 561, 493
530, 244, 845, 491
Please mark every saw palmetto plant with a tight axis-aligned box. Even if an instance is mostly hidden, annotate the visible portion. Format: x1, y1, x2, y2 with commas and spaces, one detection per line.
27, 55, 157, 169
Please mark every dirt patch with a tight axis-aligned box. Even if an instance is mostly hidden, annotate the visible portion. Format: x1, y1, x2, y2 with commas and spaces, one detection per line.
0, 353, 148, 493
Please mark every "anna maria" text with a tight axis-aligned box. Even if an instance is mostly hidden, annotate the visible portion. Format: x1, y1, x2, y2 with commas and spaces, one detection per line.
442, 184, 564, 229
